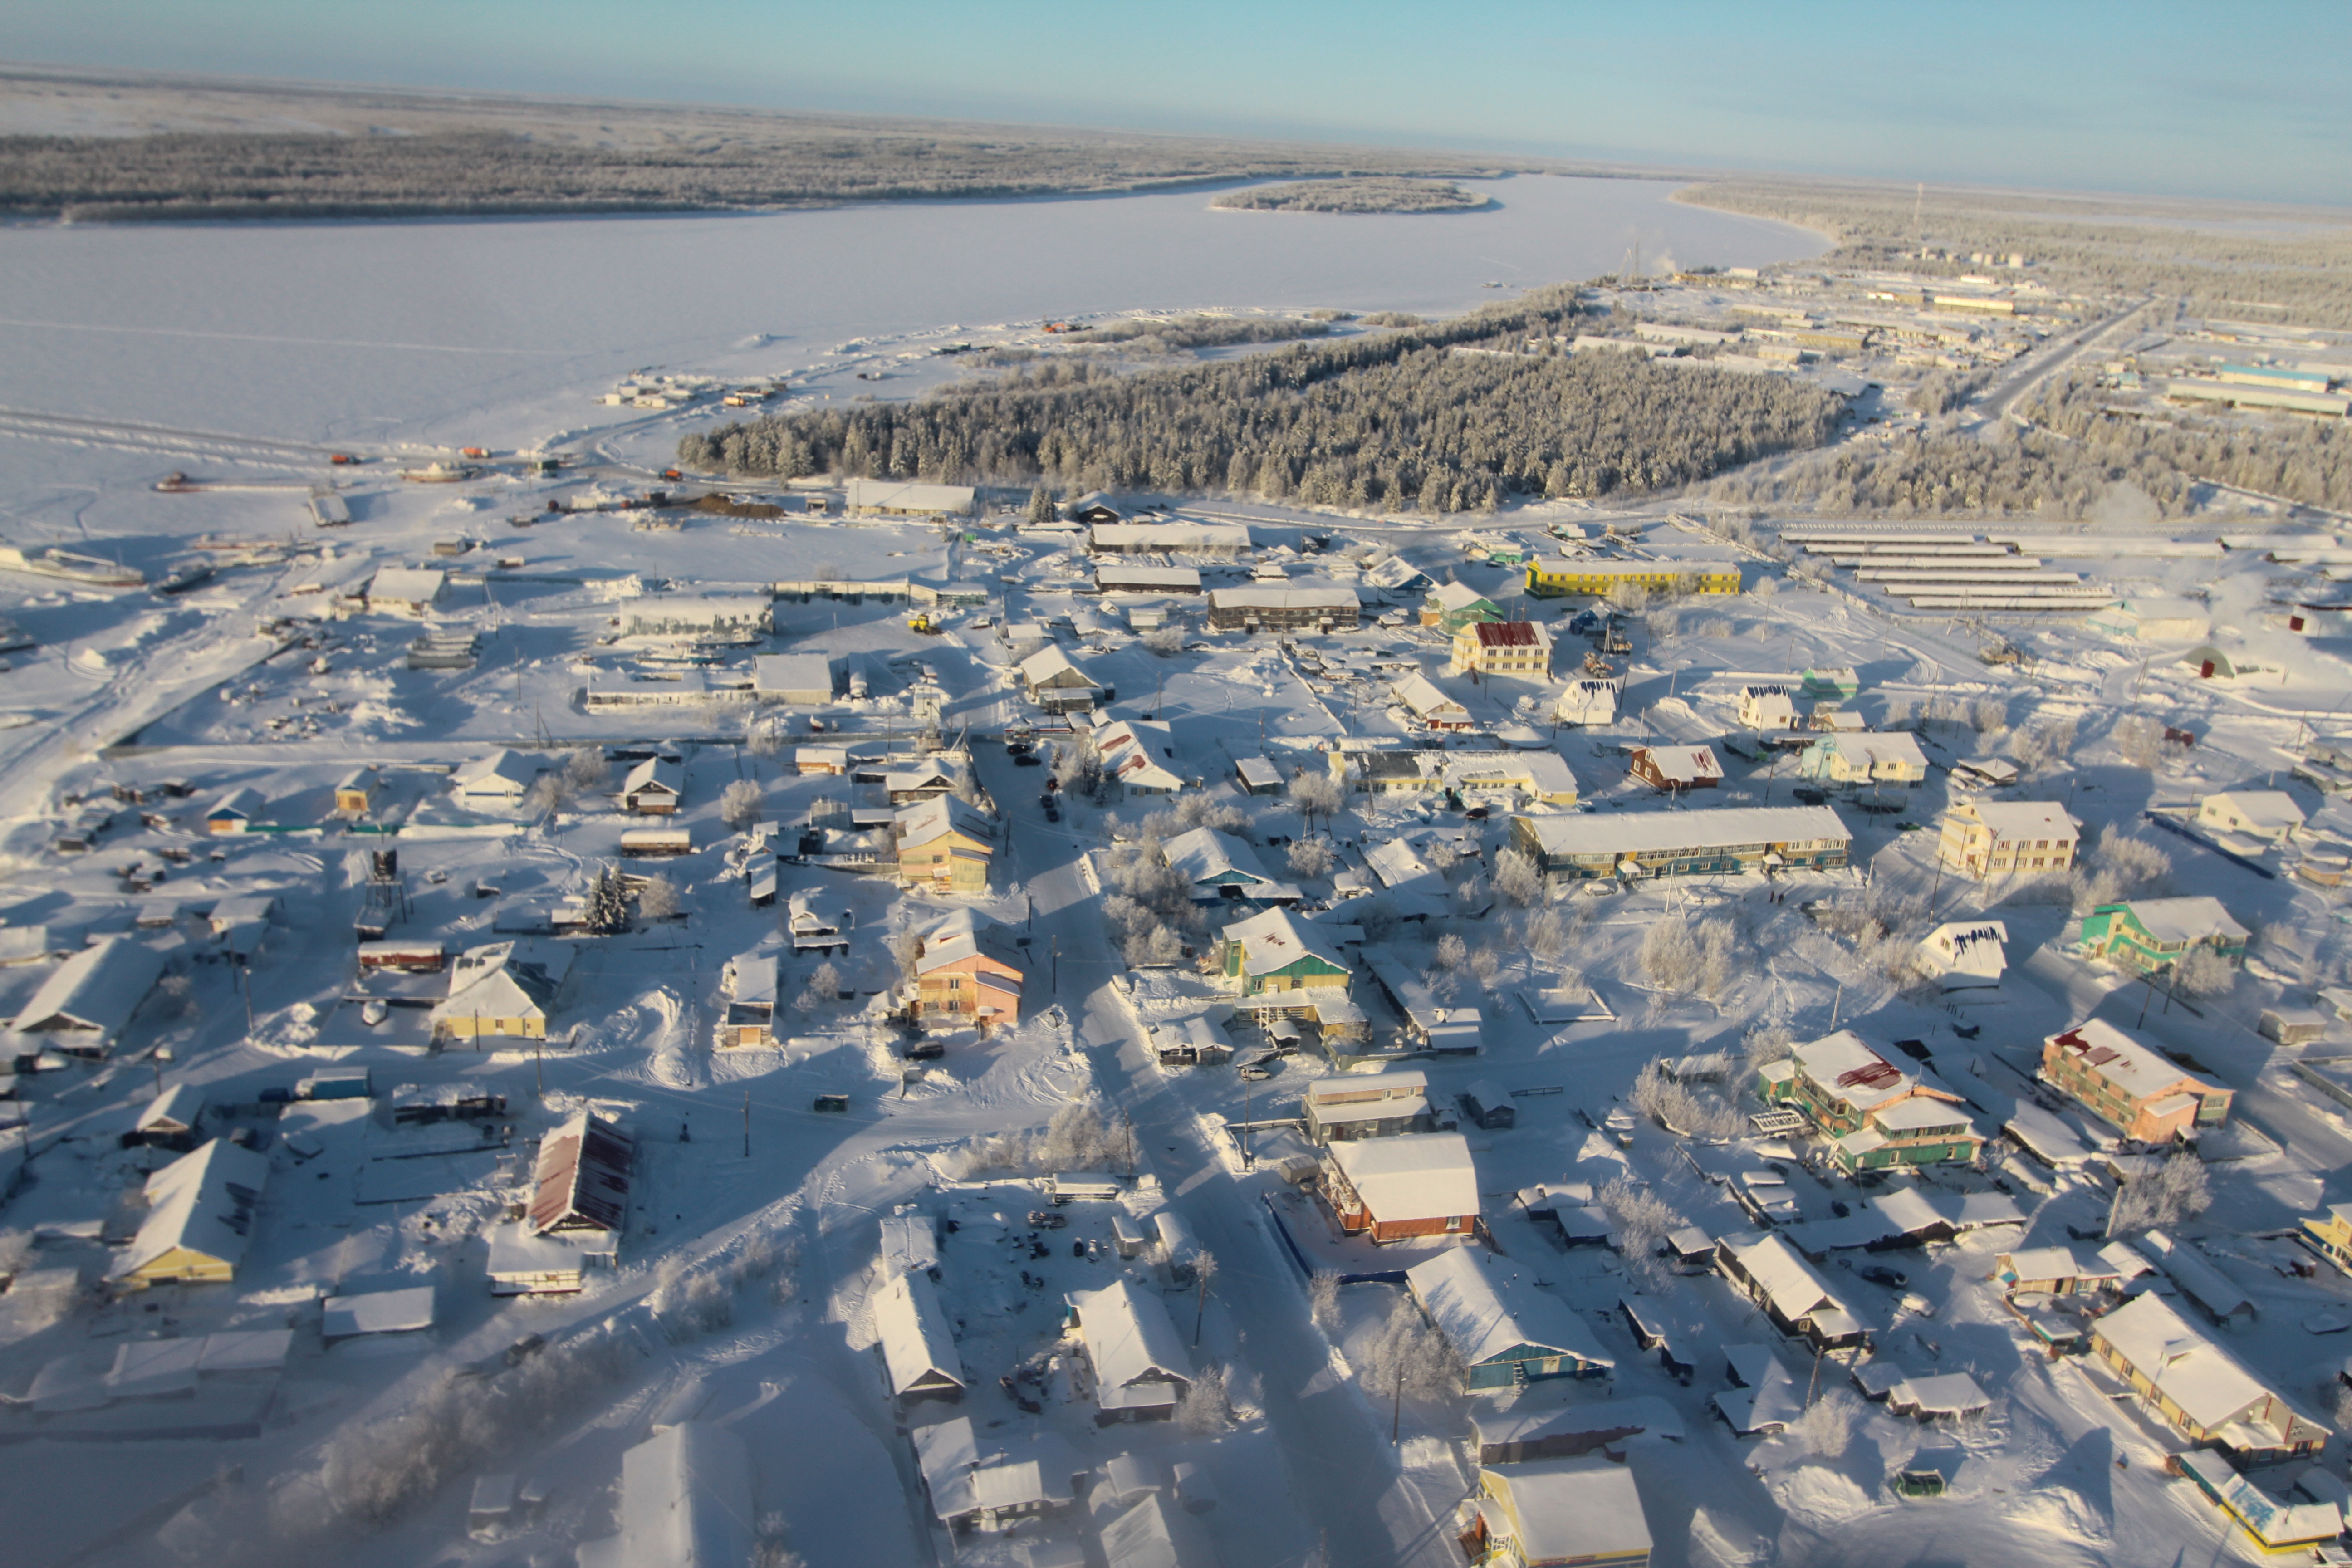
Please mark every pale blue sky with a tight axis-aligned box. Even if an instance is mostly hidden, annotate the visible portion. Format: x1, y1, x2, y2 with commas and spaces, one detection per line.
6, 0, 2347, 206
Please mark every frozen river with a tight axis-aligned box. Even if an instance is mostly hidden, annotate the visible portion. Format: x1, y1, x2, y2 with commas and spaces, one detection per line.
0, 174, 1824, 446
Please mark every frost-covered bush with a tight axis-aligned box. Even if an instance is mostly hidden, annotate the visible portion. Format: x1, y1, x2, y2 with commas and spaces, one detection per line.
2105, 1150, 2211, 1237
1639, 916, 1701, 993
1789, 1390, 1860, 1459
1493, 848, 1542, 907
720, 779, 764, 829
1359, 1296, 1462, 1406
1176, 1363, 1230, 1433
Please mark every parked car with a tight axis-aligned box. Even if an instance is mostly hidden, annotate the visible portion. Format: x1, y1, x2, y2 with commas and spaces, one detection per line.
1045, 805, 1061, 823
1860, 1264, 1909, 1289
1026, 1209, 1069, 1229
1014, 752, 1042, 766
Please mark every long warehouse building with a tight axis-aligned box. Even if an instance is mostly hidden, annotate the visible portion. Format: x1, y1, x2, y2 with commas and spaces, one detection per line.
1510, 805, 1852, 882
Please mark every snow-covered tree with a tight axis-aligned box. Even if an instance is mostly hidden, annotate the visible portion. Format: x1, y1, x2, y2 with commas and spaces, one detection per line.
1142, 625, 1186, 657
583, 866, 630, 934
720, 779, 764, 830
2105, 1150, 2211, 1237
1639, 915, 1701, 992
1698, 919, 1739, 999
1026, 485, 1056, 525
2175, 944, 2236, 996
1360, 1295, 1462, 1406
1789, 1389, 1859, 1459
1433, 932, 1468, 971
795, 960, 843, 1014
2115, 714, 2163, 770
1308, 1270, 1341, 1332
1493, 847, 1542, 907
637, 874, 681, 922
564, 746, 611, 791
1287, 838, 1337, 878
524, 771, 575, 818
1289, 772, 1344, 835
1176, 1362, 1229, 1433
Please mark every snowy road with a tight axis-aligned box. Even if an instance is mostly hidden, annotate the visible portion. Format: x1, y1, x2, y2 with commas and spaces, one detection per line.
981, 748, 1462, 1568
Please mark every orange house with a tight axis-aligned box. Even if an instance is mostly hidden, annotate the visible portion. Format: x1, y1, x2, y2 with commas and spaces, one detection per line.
911, 911, 1024, 1033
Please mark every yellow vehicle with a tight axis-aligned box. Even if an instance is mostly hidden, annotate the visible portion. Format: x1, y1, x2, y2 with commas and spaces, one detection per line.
907, 610, 941, 635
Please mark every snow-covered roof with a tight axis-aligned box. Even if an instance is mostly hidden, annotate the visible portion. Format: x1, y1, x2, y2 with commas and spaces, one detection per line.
1393, 672, 1469, 720
752, 653, 834, 698
1100, 1492, 1219, 1568
911, 1416, 1077, 1525
1068, 1279, 1192, 1411
878, 1212, 940, 1278
575, 1423, 755, 1568
1790, 1030, 1948, 1114
1092, 521, 1250, 551
1207, 585, 1358, 611
1016, 645, 1099, 689
135, 1082, 202, 1135
1219, 906, 1347, 978
323, 1284, 436, 1338
1466, 619, 1545, 650
895, 795, 996, 848
2045, 1018, 2219, 1103
1427, 581, 1498, 612
1164, 826, 1274, 889
1305, 1070, 1427, 1105
368, 567, 445, 604
2199, 789, 2305, 833
1095, 565, 1201, 591
1328, 1132, 1479, 1223
1632, 745, 1724, 784
1363, 837, 1440, 891
1516, 805, 1851, 858
1720, 1232, 1859, 1328
205, 785, 266, 822
1997, 1244, 2123, 1287
1808, 730, 1928, 770
622, 755, 683, 799
914, 916, 1023, 977
874, 1269, 966, 1399
2091, 1291, 2287, 1432
452, 748, 544, 797
2137, 1229, 2256, 1320
1482, 1457, 1652, 1564
112, 1138, 269, 1283
437, 941, 568, 1027
2109, 896, 2250, 946
1955, 799, 2078, 841
1888, 1371, 1989, 1416
11, 936, 164, 1038
1406, 1248, 1612, 1370
1097, 720, 1185, 790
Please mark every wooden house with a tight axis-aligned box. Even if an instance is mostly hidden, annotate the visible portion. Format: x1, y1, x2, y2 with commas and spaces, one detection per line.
108, 1139, 268, 1291
1406, 1247, 1613, 1391
1715, 1233, 1869, 1352
333, 767, 380, 815
620, 755, 684, 815
1464, 1459, 1652, 1568
1303, 1071, 1428, 1143
1936, 799, 2078, 879
1065, 1279, 1193, 1424
1324, 1132, 1480, 1244
911, 910, 1024, 1032
892, 797, 997, 893
2079, 897, 2248, 975
1627, 745, 1723, 792
875, 1269, 967, 1409
1217, 907, 1350, 1002
2040, 1018, 2232, 1142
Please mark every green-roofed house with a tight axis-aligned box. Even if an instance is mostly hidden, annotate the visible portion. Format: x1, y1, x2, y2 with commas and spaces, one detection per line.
2080, 897, 2249, 976
1801, 666, 1860, 701
1421, 581, 1504, 634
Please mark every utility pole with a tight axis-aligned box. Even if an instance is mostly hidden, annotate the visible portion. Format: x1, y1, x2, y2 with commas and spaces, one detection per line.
1051, 936, 1060, 995
1391, 1361, 1405, 1446
743, 1088, 752, 1160
535, 1036, 544, 1100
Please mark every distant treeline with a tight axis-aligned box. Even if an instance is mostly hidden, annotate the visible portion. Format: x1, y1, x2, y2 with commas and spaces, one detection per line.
682, 294, 1843, 510
0, 128, 1499, 221
1211, 178, 1489, 214
1712, 375, 2352, 517
1055, 315, 1337, 354
1679, 179, 2352, 330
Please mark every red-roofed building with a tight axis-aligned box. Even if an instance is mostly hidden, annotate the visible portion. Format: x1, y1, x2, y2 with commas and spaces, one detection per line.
2040, 1018, 2232, 1143
1450, 619, 1552, 679
529, 1111, 633, 1252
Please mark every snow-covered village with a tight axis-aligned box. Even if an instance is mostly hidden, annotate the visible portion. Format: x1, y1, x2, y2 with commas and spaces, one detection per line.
5, 38, 2352, 1568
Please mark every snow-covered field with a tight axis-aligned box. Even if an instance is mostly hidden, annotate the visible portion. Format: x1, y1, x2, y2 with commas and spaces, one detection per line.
6, 182, 2352, 1568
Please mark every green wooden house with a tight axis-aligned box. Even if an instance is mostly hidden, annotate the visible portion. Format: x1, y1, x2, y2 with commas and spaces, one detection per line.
2080, 897, 2249, 975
